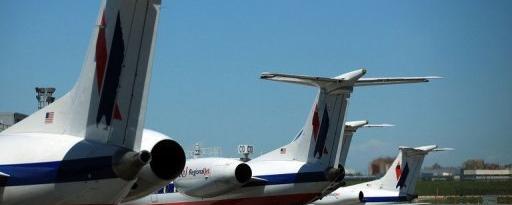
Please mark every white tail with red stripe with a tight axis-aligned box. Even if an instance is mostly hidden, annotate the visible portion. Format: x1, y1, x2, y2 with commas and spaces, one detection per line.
3, 0, 162, 151
311, 145, 451, 205
253, 70, 438, 171
374, 145, 452, 196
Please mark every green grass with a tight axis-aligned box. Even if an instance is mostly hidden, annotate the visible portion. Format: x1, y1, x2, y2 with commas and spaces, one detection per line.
419, 196, 512, 204
415, 180, 512, 196
498, 196, 512, 204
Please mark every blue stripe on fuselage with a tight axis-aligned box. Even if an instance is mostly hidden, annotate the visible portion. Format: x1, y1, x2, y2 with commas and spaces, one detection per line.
155, 172, 327, 194
0, 156, 118, 186
362, 196, 408, 203
244, 172, 327, 187
156, 172, 328, 194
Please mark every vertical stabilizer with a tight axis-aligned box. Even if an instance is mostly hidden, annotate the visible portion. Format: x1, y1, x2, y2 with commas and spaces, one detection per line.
2, 0, 162, 151
253, 70, 437, 171
254, 69, 366, 169
370, 145, 452, 196
338, 121, 394, 166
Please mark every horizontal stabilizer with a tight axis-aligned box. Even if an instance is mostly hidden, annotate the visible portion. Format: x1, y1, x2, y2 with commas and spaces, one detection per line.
345, 120, 369, 129
433, 147, 455, 152
355, 76, 442, 86
399, 145, 453, 153
261, 69, 440, 89
345, 120, 394, 132
400, 145, 436, 152
260, 71, 361, 87
364, 123, 395, 128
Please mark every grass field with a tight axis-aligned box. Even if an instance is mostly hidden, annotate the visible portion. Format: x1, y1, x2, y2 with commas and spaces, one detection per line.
416, 180, 512, 204
419, 196, 512, 204
415, 180, 512, 195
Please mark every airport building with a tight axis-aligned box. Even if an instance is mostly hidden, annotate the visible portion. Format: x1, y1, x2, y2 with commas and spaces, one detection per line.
462, 169, 512, 180
368, 157, 394, 176
421, 166, 512, 181
0, 87, 55, 132
421, 166, 462, 181
0, 112, 27, 132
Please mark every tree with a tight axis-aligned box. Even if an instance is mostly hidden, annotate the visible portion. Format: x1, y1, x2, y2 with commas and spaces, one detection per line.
484, 163, 501, 170
463, 159, 485, 169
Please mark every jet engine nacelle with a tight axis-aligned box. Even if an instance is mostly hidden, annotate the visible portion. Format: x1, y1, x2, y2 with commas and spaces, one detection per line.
325, 165, 345, 182
174, 158, 252, 198
123, 129, 186, 201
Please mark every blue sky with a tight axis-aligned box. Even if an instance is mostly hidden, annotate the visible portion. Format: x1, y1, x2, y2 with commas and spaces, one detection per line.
1, 0, 511, 173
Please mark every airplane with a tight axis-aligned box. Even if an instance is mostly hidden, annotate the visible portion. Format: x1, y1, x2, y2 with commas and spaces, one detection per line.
339, 121, 395, 167
319, 120, 395, 197
312, 145, 453, 205
123, 70, 440, 205
0, 0, 186, 204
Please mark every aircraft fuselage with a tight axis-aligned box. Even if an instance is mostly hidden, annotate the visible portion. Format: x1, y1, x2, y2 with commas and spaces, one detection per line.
0, 133, 134, 205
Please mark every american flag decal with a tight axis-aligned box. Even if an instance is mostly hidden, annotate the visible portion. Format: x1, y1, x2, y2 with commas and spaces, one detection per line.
45, 112, 54, 124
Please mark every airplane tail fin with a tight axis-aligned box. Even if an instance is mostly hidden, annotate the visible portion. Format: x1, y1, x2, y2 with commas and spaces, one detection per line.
253, 69, 437, 170
372, 145, 452, 196
338, 121, 394, 166
3, 0, 162, 151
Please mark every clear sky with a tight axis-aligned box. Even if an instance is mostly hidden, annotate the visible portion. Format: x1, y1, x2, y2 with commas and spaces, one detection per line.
1, 0, 511, 173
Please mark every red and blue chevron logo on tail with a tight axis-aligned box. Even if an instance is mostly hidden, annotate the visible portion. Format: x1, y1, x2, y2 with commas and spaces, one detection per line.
312, 104, 330, 159
396, 162, 409, 189
395, 163, 401, 180
95, 12, 125, 126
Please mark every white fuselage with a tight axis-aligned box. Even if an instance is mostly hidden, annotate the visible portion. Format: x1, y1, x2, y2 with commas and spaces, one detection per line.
313, 182, 403, 205
0, 133, 134, 205
124, 160, 332, 205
